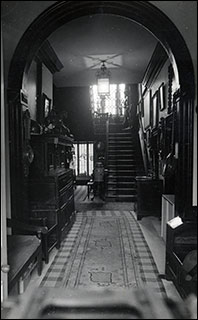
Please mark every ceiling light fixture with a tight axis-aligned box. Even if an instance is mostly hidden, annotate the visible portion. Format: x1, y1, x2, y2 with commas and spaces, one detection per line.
96, 60, 111, 95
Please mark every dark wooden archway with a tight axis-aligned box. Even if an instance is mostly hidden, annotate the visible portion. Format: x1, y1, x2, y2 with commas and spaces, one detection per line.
7, 1, 195, 219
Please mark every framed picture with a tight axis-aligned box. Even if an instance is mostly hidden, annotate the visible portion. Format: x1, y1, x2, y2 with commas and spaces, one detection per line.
136, 101, 141, 115
159, 82, 166, 111
152, 91, 159, 129
43, 93, 51, 119
146, 128, 151, 147
137, 100, 144, 117
143, 90, 151, 130
140, 99, 144, 117
37, 93, 52, 124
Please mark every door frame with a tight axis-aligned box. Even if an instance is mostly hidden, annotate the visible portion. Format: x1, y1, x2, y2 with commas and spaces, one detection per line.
1, 27, 11, 302
7, 1, 196, 219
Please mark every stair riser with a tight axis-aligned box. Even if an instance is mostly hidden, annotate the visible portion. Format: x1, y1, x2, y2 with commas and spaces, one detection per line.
108, 140, 133, 143
108, 165, 136, 170
108, 190, 137, 195
108, 171, 136, 175
108, 182, 136, 187
108, 139, 132, 142
109, 134, 132, 137
106, 196, 137, 202
108, 151, 135, 155
108, 176, 136, 181
108, 155, 134, 159
108, 161, 136, 165
109, 133, 132, 136
108, 145, 134, 148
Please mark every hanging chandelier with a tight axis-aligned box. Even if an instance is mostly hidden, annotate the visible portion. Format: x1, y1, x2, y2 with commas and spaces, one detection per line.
96, 60, 111, 95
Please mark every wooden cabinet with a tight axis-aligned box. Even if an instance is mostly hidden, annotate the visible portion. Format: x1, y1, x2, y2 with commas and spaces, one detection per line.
30, 134, 74, 176
165, 219, 197, 298
29, 134, 75, 262
135, 176, 163, 220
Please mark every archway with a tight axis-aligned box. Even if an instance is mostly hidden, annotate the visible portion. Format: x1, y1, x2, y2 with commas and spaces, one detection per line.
7, 1, 195, 219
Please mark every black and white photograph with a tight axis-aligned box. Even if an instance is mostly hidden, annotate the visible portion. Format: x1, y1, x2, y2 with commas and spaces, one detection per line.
1, 1, 197, 319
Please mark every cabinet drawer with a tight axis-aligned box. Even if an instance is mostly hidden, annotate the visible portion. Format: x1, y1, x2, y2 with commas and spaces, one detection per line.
58, 170, 73, 190
59, 196, 74, 229
59, 187, 74, 208
59, 179, 73, 195
29, 183, 57, 207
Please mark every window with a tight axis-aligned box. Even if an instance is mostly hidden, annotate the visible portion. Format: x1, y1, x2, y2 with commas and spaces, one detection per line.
73, 142, 94, 177
90, 84, 126, 116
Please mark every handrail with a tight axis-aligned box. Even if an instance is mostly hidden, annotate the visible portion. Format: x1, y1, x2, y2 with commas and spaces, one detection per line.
105, 117, 109, 168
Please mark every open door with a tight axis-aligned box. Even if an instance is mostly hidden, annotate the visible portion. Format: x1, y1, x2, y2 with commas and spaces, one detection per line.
1, 27, 11, 302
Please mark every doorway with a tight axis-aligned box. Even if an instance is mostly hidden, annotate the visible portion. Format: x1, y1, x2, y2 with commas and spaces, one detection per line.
2, 1, 196, 302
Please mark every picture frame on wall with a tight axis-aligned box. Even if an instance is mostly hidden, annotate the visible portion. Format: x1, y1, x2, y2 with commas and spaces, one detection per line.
143, 90, 151, 130
141, 99, 144, 117
159, 82, 166, 111
152, 91, 159, 129
137, 101, 141, 116
43, 93, 51, 119
37, 93, 52, 124
146, 128, 151, 147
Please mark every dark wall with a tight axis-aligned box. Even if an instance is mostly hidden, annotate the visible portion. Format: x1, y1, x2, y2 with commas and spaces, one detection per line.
54, 86, 94, 141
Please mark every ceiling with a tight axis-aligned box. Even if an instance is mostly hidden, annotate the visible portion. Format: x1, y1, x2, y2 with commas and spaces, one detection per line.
47, 14, 158, 87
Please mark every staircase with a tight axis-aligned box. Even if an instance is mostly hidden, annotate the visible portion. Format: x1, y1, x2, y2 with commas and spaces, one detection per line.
106, 121, 143, 202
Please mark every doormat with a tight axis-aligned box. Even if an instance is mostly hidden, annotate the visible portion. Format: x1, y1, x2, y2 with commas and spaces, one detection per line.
40, 211, 166, 298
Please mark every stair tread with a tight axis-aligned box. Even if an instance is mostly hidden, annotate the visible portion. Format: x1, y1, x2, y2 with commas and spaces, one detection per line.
107, 127, 141, 201
109, 169, 136, 172
109, 133, 131, 135
108, 181, 136, 184
107, 194, 137, 198
108, 138, 132, 140
108, 149, 135, 150
108, 160, 135, 162
108, 175, 136, 178
108, 165, 136, 167
109, 151, 134, 153
108, 140, 133, 142
108, 159, 136, 161
108, 188, 136, 191
109, 144, 134, 146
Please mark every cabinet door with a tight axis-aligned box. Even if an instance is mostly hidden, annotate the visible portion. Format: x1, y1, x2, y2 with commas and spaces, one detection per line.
29, 181, 57, 209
